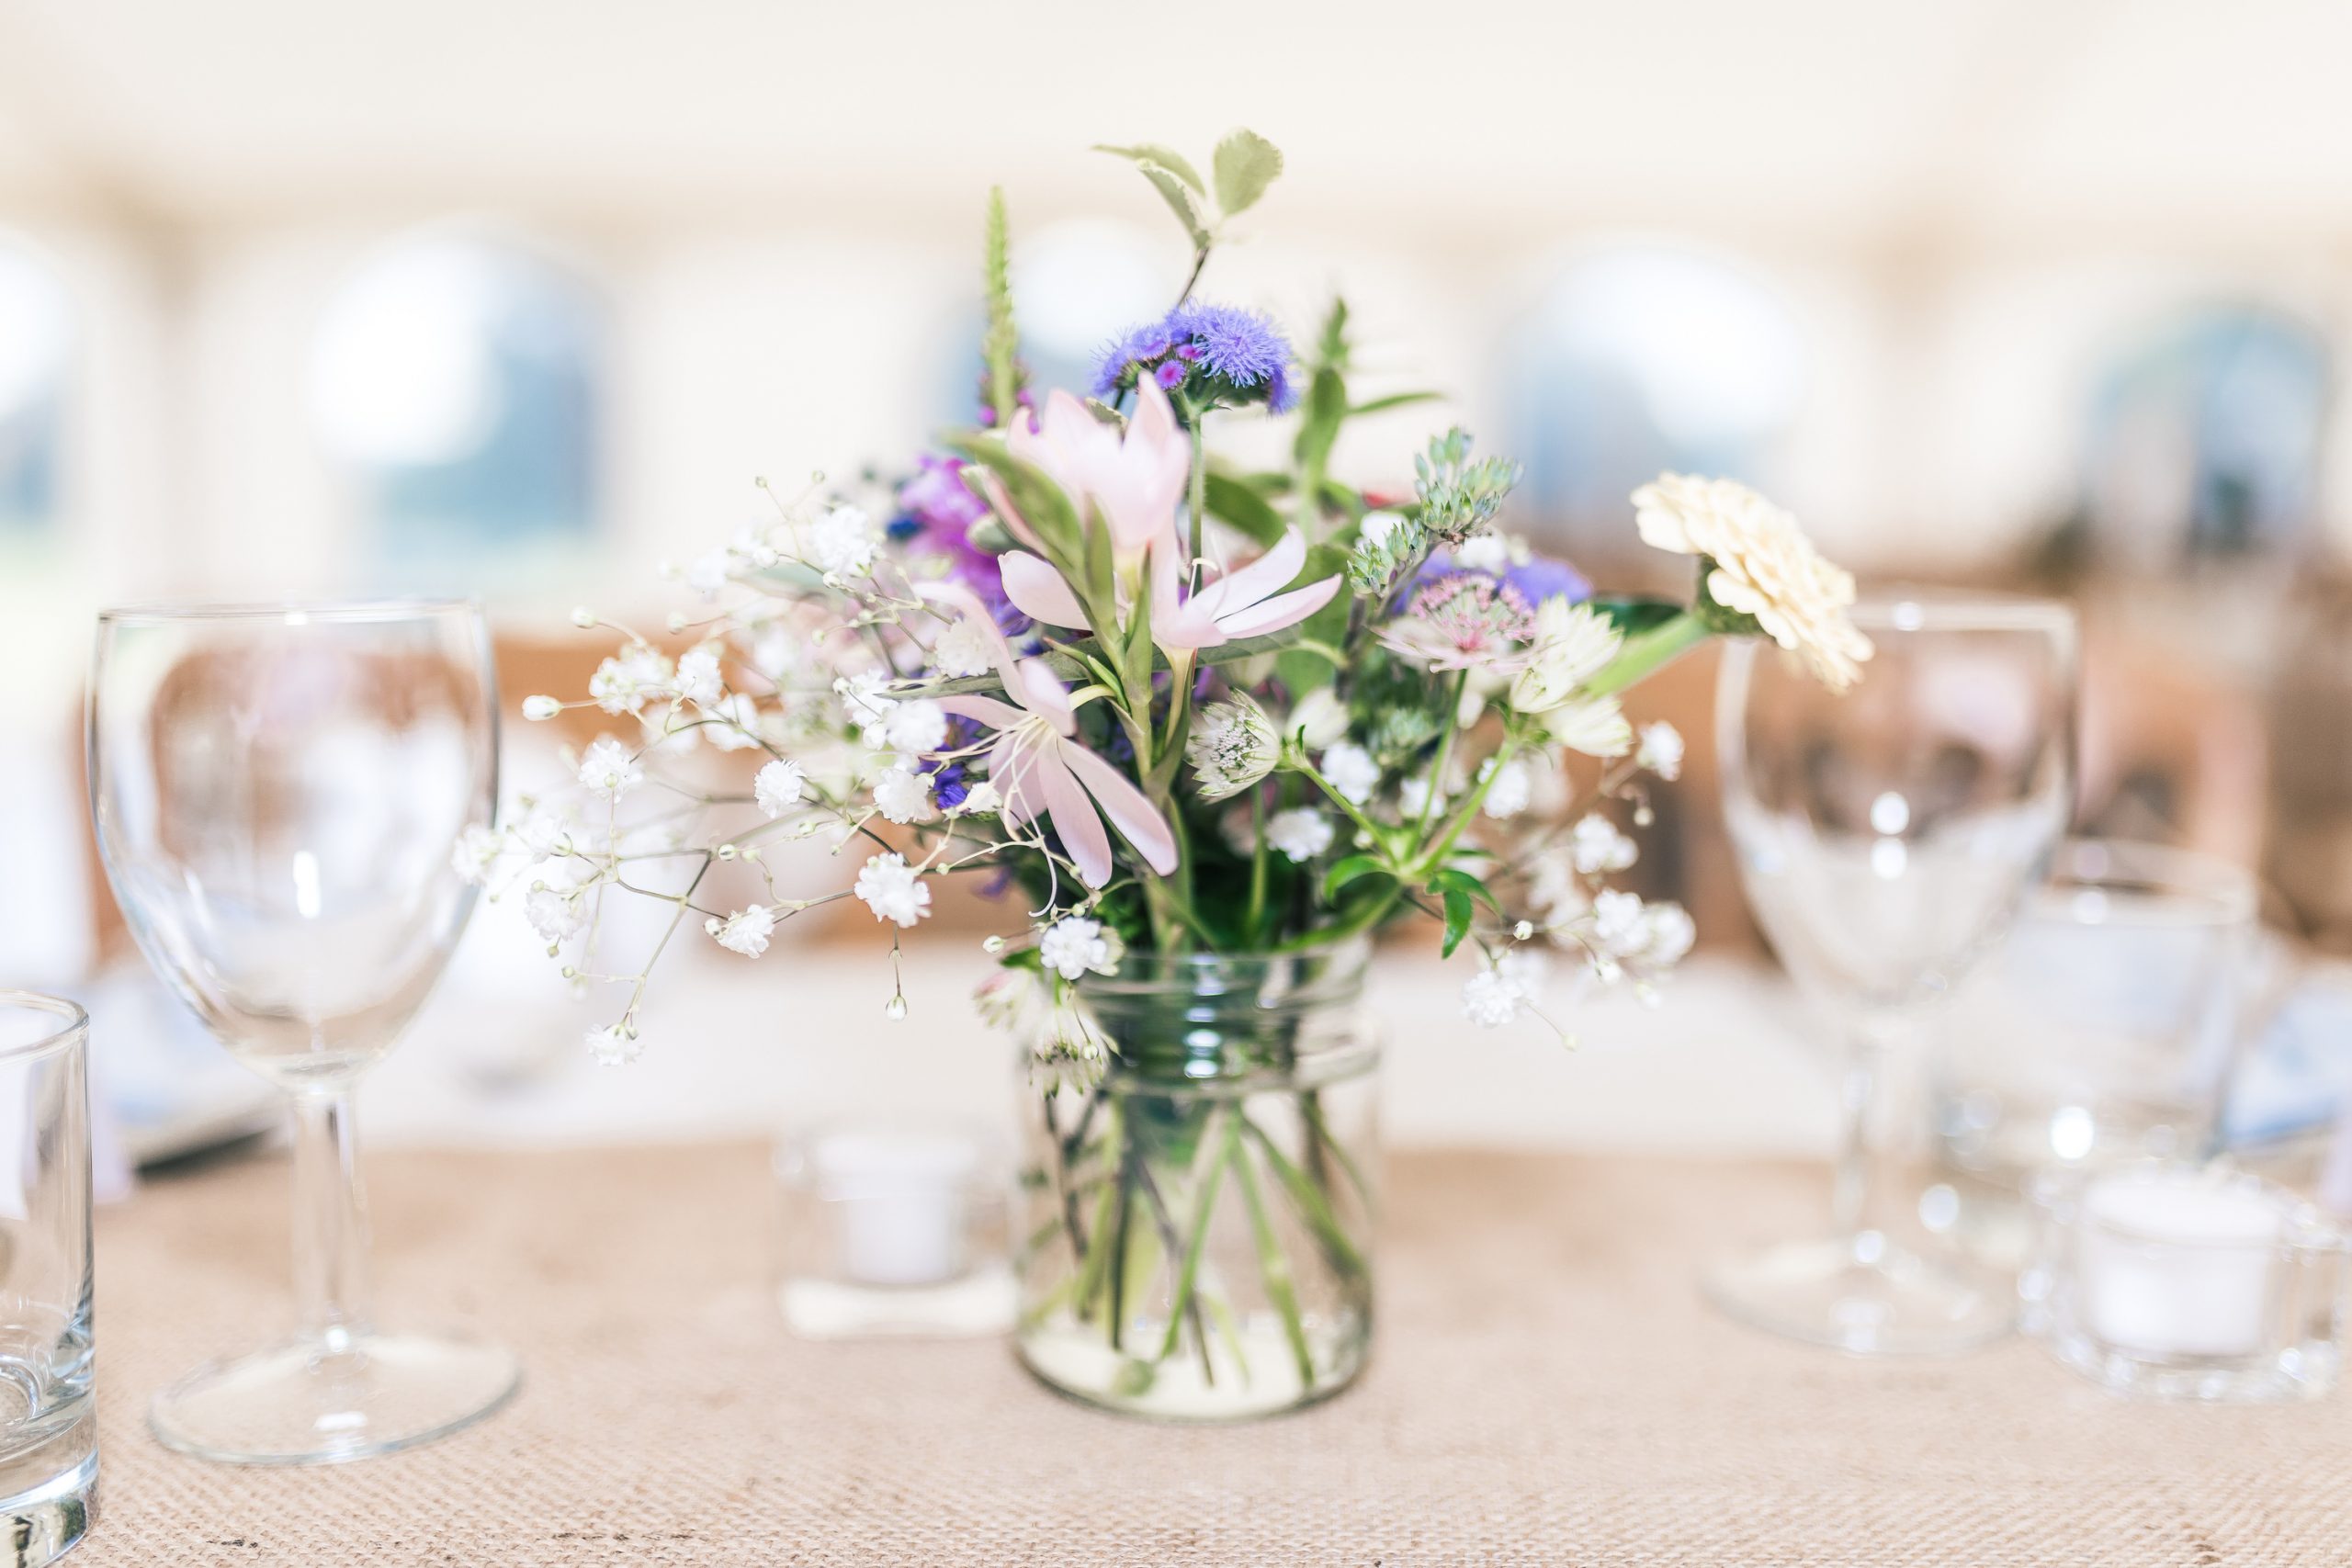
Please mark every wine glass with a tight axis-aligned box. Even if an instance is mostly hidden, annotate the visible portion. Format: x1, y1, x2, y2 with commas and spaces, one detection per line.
1710, 591, 2076, 1354
89, 600, 518, 1462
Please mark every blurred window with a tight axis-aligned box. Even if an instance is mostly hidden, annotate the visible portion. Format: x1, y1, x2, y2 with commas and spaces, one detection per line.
309, 233, 603, 558
937, 220, 1176, 423
2080, 306, 2330, 567
0, 237, 71, 536
1504, 244, 1805, 546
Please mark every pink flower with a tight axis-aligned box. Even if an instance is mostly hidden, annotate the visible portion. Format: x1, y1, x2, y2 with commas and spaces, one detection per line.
1151, 525, 1340, 651
1002, 376, 1189, 563
918, 584, 1179, 889
1374, 571, 1538, 672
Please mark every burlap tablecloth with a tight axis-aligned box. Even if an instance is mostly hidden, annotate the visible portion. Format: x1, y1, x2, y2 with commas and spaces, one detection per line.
71, 1143, 2352, 1565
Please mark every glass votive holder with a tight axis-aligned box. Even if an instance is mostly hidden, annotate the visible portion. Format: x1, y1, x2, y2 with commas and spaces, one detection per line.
2020, 1160, 2349, 1401
775, 1122, 1014, 1339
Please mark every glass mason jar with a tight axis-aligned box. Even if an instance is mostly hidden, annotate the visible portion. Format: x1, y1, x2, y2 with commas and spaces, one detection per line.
1014, 943, 1378, 1421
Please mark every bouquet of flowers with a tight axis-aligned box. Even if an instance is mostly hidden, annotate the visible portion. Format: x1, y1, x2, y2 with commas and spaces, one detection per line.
460, 130, 1867, 1417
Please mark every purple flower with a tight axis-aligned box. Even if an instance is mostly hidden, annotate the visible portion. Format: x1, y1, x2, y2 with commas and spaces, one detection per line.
896, 455, 1028, 634
1410, 548, 1591, 608
1091, 300, 1299, 413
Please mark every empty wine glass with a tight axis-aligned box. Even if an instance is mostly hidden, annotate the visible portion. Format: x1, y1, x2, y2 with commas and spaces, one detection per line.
89, 600, 517, 1462
1710, 592, 2076, 1353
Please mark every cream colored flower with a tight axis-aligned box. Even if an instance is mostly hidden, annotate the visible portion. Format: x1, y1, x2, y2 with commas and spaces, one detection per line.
1631, 474, 1871, 692
1509, 600, 1622, 715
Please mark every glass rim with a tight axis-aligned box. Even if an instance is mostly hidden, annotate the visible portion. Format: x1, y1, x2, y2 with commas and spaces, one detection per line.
2036, 837, 2259, 926
1074, 937, 1373, 994
96, 596, 481, 626
2061, 1162, 2340, 1254
0, 990, 88, 1063
1849, 586, 2078, 635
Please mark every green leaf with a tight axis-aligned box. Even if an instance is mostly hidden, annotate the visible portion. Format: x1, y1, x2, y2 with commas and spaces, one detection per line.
1589, 594, 1684, 636
943, 434, 1080, 564
1429, 866, 1502, 915
1440, 887, 1474, 958
1212, 129, 1284, 218
981, 188, 1019, 427
1348, 390, 1443, 418
1323, 854, 1390, 899
1139, 164, 1210, 249
1091, 142, 1206, 195
1204, 470, 1286, 547
1291, 365, 1348, 472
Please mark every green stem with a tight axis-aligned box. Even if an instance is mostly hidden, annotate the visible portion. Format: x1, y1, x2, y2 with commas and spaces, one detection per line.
1415, 671, 1468, 838
1246, 792, 1270, 938
1244, 1117, 1367, 1281
1229, 1117, 1317, 1388
1583, 610, 1713, 698
1156, 1109, 1230, 1375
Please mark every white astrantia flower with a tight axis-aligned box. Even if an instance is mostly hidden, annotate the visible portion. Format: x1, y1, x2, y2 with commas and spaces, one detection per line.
872, 765, 937, 825
705, 693, 763, 751
854, 852, 931, 928
526, 883, 587, 942
589, 646, 672, 716
1319, 742, 1381, 805
1265, 808, 1334, 863
1510, 600, 1622, 715
754, 759, 808, 818
706, 904, 777, 957
1569, 812, 1637, 874
1482, 759, 1533, 820
1541, 694, 1634, 758
808, 504, 879, 578
1286, 687, 1350, 751
882, 697, 948, 756
973, 965, 1042, 1032
1038, 917, 1123, 982
1185, 694, 1281, 802
1632, 473, 1872, 692
585, 1023, 641, 1066
578, 737, 644, 801
932, 616, 998, 680
522, 694, 562, 722
1636, 721, 1684, 781
674, 646, 724, 705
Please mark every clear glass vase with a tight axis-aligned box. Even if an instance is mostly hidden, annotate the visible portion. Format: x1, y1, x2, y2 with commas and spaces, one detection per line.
1014, 943, 1378, 1421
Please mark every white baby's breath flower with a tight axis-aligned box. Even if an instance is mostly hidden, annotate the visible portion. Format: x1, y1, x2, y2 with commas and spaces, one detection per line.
521, 694, 562, 722
1265, 808, 1334, 863
1038, 917, 1123, 982
1639, 901, 1697, 966
1569, 812, 1637, 875
839, 672, 898, 746
1541, 694, 1634, 758
1398, 771, 1452, 820
706, 904, 777, 957
872, 765, 937, 825
584, 1022, 641, 1066
589, 646, 671, 716
1510, 600, 1622, 715
578, 737, 644, 800
1185, 694, 1281, 802
705, 693, 763, 750
882, 697, 948, 757
526, 883, 586, 942
1632, 473, 1872, 692
752, 624, 801, 682
674, 646, 724, 705
451, 825, 504, 886
808, 504, 879, 578
1286, 687, 1350, 751
854, 852, 931, 928
1526, 852, 1590, 924
755, 759, 808, 818
684, 548, 731, 600
1481, 759, 1533, 821
933, 616, 998, 680
1462, 947, 1554, 1029
952, 779, 1001, 817
1319, 742, 1381, 805
1635, 721, 1684, 781
510, 808, 569, 863
1590, 888, 1649, 955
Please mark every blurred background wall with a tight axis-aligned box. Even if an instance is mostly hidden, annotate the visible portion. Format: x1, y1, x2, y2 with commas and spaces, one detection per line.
8, 0, 2352, 976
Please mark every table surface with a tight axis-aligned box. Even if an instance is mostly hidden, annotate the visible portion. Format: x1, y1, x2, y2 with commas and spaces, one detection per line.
77, 1142, 2352, 1566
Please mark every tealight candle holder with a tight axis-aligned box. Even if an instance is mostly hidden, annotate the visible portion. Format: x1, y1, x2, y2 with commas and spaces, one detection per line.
775, 1122, 1015, 1339
2020, 1161, 2350, 1401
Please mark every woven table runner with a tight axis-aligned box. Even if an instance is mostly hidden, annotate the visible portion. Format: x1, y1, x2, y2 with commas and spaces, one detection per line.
73, 1143, 2352, 1565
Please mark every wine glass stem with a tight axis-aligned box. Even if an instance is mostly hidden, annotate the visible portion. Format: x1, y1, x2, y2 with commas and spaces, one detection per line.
290, 1085, 373, 1347
1829, 1015, 1907, 1241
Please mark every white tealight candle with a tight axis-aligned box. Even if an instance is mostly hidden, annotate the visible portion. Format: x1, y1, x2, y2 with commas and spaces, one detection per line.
814, 1131, 977, 1290
2076, 1169, 2286, 1359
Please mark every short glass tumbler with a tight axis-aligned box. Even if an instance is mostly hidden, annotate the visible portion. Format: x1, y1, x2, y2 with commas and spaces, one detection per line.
1015, 946, 1378, 1421
2020, 1162, 2349, 1401
0, 994, 96, 1566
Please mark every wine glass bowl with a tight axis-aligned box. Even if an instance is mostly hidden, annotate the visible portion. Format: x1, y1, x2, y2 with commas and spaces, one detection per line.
1708, 592, 2077, 1354
89, 601, 519, 1462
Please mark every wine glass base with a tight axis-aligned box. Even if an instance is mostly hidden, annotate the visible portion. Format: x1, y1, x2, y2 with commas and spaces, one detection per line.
149, 1329, 519, 1466
1702, 1233, 2015, 1355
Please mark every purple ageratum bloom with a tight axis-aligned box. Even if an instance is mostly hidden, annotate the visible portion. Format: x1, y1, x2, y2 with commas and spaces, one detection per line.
1410, 548, 1592, 608
1091, 300, 1300, 414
